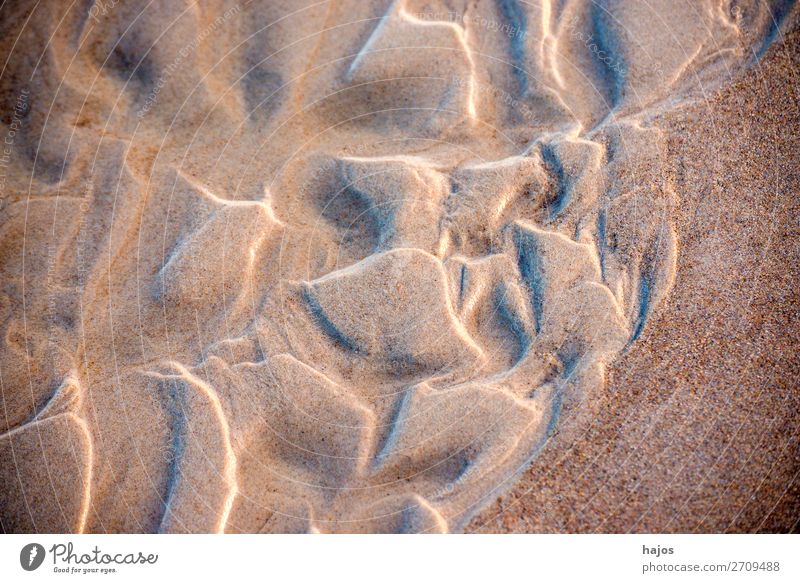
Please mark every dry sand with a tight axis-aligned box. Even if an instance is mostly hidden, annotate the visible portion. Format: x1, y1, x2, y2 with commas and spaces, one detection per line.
0, 0, 797, 533
471, 21, 800, 533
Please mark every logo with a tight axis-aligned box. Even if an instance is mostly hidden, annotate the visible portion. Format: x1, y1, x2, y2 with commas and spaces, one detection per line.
20, 543, 46, 571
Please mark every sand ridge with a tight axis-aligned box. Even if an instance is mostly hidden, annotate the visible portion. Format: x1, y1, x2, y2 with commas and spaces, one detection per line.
0, 0, 795, 532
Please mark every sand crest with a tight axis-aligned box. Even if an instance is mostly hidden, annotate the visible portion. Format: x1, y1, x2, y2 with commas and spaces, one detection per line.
0, 0, 795, 533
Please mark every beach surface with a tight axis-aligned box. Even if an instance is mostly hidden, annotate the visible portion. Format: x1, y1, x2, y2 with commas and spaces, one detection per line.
0, 0, 797, 533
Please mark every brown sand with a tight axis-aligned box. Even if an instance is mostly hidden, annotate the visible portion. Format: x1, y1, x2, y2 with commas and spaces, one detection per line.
470, 21, 800, 533
0, 1, 798, 533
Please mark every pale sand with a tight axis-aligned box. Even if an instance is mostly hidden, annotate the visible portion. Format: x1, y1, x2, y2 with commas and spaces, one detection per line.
0, 0, 797, 533
471, 20, 800, 533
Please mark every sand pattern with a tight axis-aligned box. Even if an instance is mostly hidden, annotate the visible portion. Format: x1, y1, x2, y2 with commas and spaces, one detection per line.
0, 0, 794, 532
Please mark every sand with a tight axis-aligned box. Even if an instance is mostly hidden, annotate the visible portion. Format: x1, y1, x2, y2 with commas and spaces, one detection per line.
0, 0, 797, 533
470, 20, 800, 533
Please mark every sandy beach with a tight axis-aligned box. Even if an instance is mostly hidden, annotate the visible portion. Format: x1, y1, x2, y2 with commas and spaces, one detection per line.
0, 0, 797, 533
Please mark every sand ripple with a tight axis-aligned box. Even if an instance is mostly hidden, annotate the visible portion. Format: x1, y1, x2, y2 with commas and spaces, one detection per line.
0, 0, 793, 532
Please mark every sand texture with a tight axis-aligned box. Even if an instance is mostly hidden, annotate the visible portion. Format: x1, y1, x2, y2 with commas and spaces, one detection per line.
0, 0, 797, 533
